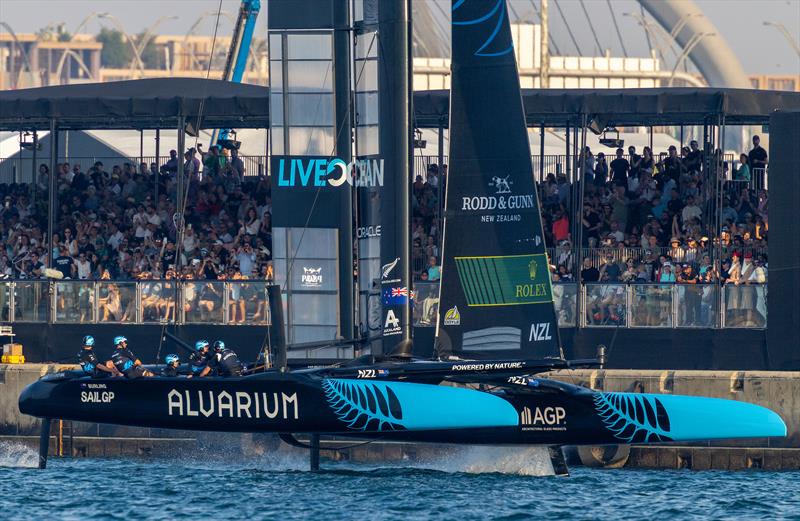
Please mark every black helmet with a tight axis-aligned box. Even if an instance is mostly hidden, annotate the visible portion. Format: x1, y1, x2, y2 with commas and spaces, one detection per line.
213, 340, 225, 351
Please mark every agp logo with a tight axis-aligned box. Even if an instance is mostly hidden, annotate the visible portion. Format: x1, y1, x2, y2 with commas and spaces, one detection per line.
520, 406, 566, 427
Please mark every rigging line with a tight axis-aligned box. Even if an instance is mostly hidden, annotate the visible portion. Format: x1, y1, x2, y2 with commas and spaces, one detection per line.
282, 32, 378, 297
427, 0, 452, 55
639, 3, 654, 57
606, 0, 628, 58
552, 0, 583, 56
175, 0, 224, 273
578, 0, 603, 56
507, 1, 521, 23
528, 0, 561, 55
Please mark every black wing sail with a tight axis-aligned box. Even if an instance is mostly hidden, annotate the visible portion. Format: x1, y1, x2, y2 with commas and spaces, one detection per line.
435, 0, 561, 360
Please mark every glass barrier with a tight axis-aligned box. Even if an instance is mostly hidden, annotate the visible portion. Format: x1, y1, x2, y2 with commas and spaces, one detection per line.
12, 281, 49, 322
228, 282, 271, 325
676, 284, 717, 328
97, 282, 137, 323
54, 281, 95, 323
413, 282, 440, 327
553, 283, 577, 327
183, 282, 225, 323
584, 284, 626, 327
0, 280, 769, 330
630, 284, 673, 327
724, 284, 767, 328
140, 280, 178, 323
0, 283, 10, 322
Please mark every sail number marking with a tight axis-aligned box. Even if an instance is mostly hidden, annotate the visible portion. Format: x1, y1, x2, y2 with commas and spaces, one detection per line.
529, 322, 552, 342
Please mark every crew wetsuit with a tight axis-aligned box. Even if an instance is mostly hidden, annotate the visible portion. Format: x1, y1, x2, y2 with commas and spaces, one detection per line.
189, 351, 210, 376
161, 365, 179, 377
209, 349, 243, 377
78, 348, 107, 378
111, 347, 146, 379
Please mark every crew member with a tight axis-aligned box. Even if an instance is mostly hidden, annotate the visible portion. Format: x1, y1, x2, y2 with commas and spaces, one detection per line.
78, 335, 121, 378
161, 354, 181, 377
110, 336, 154, 378
187, 340, 211, 378
208, 340, 243, 377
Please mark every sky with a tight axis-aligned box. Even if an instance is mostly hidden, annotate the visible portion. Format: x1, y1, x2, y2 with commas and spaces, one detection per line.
0, 0, 798, 75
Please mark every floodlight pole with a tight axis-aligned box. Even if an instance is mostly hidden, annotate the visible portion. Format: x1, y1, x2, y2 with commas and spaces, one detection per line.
763, 21, 800, 58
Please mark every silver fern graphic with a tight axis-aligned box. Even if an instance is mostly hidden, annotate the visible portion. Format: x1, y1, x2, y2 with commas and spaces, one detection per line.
593, 392, 673, 443
381, 257, 400, 279
322, 379, 406, 431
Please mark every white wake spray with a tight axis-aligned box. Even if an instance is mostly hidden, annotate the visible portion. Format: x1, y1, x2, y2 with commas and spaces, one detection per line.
0, 441, 39, 468
413, 445, 555, 476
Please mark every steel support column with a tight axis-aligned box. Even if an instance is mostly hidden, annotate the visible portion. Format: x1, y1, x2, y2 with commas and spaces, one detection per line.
154, 128, 160, 203
334, 0, 355, 341
175, 117, 186, 273
47, 120, 58, 268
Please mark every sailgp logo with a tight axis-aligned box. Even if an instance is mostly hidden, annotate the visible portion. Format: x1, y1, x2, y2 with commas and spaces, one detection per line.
520, 406, 566, 431
277, 157, 384, 188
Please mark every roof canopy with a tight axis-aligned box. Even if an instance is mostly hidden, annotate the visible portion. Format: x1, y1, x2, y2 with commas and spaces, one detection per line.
0, 78, 270, 131
414, 88, 800, 127
1, 79, 797, 131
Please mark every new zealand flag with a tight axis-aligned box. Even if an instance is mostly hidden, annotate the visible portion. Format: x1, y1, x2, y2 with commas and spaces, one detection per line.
382, 287, 413, 306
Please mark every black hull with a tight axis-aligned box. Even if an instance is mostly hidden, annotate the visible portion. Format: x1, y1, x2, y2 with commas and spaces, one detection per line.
18, 370, 786, 445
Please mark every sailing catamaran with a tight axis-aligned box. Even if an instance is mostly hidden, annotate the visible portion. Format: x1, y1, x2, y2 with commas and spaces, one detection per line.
18, 0, 785, 473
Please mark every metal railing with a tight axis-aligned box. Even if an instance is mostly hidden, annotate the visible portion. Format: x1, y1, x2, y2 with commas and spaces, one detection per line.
0, 155, 269, 183
0, 280, 766, 329
413, 282, 766, 329
3, 280, 272, 326
3, 154, 766, 188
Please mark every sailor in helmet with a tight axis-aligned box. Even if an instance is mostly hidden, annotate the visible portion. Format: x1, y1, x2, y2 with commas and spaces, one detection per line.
187, 340, 212, 378
208, 340, 243, 377
161, 354, 181, 377
110, 336, 154, 378
78, 335, 121, 378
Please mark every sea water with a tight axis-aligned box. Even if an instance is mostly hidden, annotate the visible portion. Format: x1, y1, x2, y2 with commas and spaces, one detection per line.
0, 441, 798, 520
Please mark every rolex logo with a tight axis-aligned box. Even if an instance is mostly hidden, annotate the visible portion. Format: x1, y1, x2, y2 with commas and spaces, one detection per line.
528, 259, 538, 280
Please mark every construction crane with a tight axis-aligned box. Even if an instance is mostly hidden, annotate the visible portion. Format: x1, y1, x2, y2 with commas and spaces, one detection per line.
213, 0, 261, 150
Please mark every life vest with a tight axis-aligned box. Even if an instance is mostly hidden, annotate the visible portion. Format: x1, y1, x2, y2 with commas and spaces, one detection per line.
111, 348, 137, 373
189, 351, 210, 374
79, 349, 99, 374
213, 349, 243, 376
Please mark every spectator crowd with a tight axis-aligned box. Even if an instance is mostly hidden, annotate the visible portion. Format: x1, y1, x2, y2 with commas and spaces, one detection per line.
411, 135, 769, 286
0, 144, 274, 283
0, 134, 770, 294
